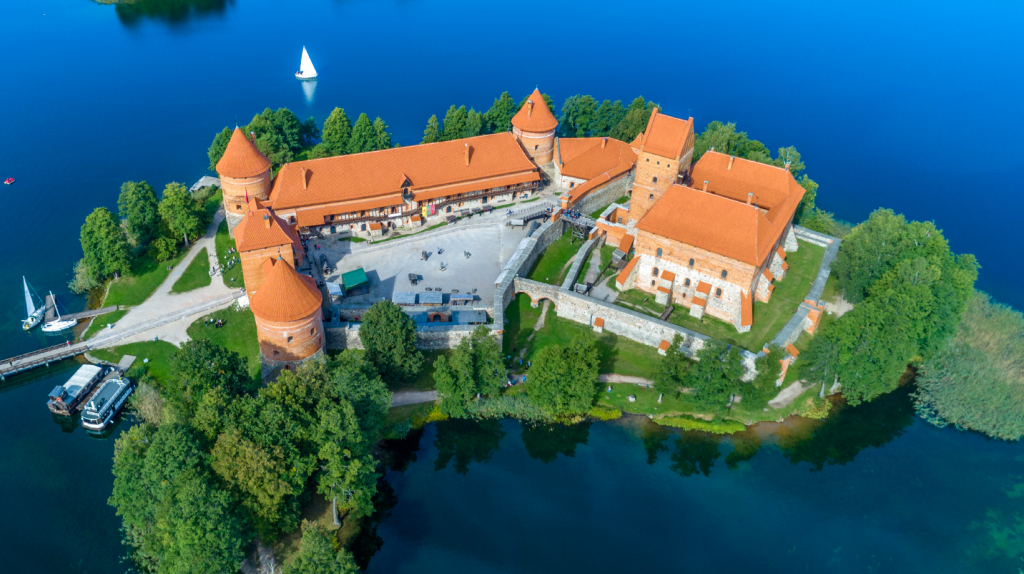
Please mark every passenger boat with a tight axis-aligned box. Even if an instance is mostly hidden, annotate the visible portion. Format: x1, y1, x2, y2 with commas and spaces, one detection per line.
41, 290, 76, 333
81, 374, 135, 431
295, 46, 317, 80
3, 178, 14, 185
21, 277, 45, 330
47, 364, 108, 416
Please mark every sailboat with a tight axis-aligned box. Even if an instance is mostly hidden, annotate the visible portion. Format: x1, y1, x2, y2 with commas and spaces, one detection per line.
295, 46, 317, 80
21, 277, 45, 330
41, 291, 76, 333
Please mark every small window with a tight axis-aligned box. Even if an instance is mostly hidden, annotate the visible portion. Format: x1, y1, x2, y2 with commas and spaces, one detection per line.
721, 270, 728, 279
688, 258, 695, 268
290, 215, 296, 224
534, 145, 539, 150
651, 280, 655, 286
646, 158, 649, 162
657, 161, 660, 165
287, 336, 293, 343
684, 278, 691, 287
310, 328, 315, 336
652, 176, 658, 183
656, 248, 663, 257
649, 194, 654, 200
235, 204, 241, 210
652, 267, 659, 277
274, 350, 280, 357
715, 288, 723, 297
569, 182, 575, 189
617, 217, 623, 224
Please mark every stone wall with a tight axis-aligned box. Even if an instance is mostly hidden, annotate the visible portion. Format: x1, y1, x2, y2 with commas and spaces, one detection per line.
493, 218, 567, 328
561, 235, 601, 290
324, 321, 498, 351
568, 173, 633, 217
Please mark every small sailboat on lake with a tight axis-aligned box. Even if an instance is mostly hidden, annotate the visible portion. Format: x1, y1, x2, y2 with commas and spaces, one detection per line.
41, 291, 76, 333
21, 277, 45, 330
295, 46, 317, 80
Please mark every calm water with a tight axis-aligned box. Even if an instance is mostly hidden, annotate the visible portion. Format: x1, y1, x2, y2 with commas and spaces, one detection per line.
0, 0, 1021, 572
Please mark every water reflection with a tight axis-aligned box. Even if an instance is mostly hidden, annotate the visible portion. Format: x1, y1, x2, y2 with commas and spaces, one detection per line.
521, 421, 591, 463
99, 0, 233, 26
300, 79, 317, 106
433, 418, 505, 474
669, 432, 722, 477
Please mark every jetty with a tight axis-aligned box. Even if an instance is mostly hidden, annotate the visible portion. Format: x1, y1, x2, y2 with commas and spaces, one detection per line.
42, 294, 122, 323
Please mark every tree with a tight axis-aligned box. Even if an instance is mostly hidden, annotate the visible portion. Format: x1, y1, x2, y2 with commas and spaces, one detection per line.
283, 523, 359, 574
558, 94, 598, 137
246, 108, 293, 167
118, 180, 160, 247
300, 116, 321, 147
434, 327, 505, 416
440, 105, 468, 142
591, 99, 627, 137
654, 334, 690, 396
321, 107, 353, 155
273, 107, 304, 152
773, 145, 805, 176
208, 126, 233, 171
168, 339, 251, 414
795, 175, 820, 223
800, 207, 836, 235
158, 182, 204, 246
358, 300, 423, 386
464, 109, 483, 138
148, 236, 178, 262
346, 113, 376, 154
211, 428, 298, 537
608, 96, 657, 142
68, 258, 101, 294
529, 334, 599, 415
482, 91, 517, 134
744, 346, 785, 408
372, 116, 392, 150
80, 207, 132, 280
421, 114, 440, 144
685, 340, 743, 412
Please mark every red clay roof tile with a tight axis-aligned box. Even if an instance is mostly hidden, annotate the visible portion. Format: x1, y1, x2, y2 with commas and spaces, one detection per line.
638, 109, 693, 159
250, 259, 322, 323
217, 128, 272, 178
235, 208, 302, 255
511, 88, 558, 132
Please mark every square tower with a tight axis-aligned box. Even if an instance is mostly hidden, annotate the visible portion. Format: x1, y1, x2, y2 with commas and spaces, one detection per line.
626, 110, 694, 227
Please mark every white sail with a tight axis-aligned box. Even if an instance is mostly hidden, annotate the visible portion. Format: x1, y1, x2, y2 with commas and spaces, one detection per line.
299, 47, 317, 78
24, 277, 35, 316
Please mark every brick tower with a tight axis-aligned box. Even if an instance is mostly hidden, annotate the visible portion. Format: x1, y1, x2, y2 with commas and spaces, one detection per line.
216, 127, 273, 232
626, 109, 694, 228
249, 258, 325, 378
511, 88, 558, 165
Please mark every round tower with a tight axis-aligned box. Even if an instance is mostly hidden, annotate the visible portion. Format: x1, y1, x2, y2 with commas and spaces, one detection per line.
511, 88, 558, 166
216, 127, 273, 232
250, 258, 325, 378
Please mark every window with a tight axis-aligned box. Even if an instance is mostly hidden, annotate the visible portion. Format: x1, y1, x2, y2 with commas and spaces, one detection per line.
649, 194, 654, 200
656, 248, 663, 257
569, 182, 575, 189
646, 158, 649, 162
290, 215, 296, 224
274, 350, 280, 357
534, 145, 539, 150
235, 204, 241, 210
684, 278, 691, 287
617, 217, 623, 224
329, 214, 335, 221
651, 280, 655, 286
715, 288, 723, 297
652, 267, 660, 276
721, 270, 728, 279
657, 161, 660, 165
310, 328, 316, 336
287, 336, 293, 343
652, 176, 658, 183
688, 258, 695, 267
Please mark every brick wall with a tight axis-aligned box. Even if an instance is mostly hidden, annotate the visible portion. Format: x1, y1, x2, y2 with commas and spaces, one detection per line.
220, 171, 272, 231
255, 308, 325, 364
627, 150, 683, 224
513, 127, 555, 165
568, 173, 633, 217
324, 321, 499, 351
240, 246, 298, 297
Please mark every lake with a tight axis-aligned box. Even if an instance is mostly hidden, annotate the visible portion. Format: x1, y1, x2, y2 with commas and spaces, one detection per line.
0, 0, 1021, 572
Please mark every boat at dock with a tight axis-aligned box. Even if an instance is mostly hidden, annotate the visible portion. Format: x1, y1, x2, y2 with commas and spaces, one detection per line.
40, 290, 76, 333
80, 373, 134, 432
295, 46, 317, 80
21, 277, 45, 330
47, 364, 108, 416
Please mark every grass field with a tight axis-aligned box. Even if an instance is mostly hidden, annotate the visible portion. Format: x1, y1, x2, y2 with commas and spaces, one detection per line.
527, 230, 583, 285
588, 195, 629, 219
103, 251, 184, 308
338, 236, 366, 243
502, 295, 544, 357
614, 240, 826, 351
579, 244, 616, 282
214, 220, 244, 288
82, 309, 128, 340
171, 248, 211, 293
90, 341, 180, 384
186, 306, 262, 384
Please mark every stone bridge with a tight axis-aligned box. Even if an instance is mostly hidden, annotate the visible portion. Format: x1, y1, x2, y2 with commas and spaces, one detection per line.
513, 277, 560, 308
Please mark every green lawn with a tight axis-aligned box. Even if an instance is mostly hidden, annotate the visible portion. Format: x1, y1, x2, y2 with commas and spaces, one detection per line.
588, 195, 629, 219
613, 240, 826, 351
201, 188, 223, 223
186, 306, 262, 384
596, 383, 703, 418
338, 236, 366, 243
527, 230, 582, 285
171, 248, 212, 293
214, 220, 244, 288
580, 244, 616, 282
502, 295, 544, 357
104, 250, 185, 308
82, 309, 128, 340
90, 341, 180, 385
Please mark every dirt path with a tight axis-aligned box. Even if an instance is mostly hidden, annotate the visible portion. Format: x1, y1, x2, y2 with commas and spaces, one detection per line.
824, 294, 854, 317
769, 380, 814, 409
392, 390, 438, 407
599, 374, 655, 386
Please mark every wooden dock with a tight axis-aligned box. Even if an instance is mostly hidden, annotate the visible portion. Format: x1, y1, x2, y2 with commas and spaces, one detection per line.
43, 294, 122, 323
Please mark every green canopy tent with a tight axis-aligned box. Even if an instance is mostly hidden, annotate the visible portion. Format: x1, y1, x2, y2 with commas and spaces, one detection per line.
341, 267, 369, 296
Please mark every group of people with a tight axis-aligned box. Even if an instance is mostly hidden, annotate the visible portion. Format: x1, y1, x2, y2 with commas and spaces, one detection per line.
560, 208, 584, 220
204, 317, 225, 328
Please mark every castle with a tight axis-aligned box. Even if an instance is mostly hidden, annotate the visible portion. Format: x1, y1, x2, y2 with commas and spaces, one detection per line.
216, 89, 805, 373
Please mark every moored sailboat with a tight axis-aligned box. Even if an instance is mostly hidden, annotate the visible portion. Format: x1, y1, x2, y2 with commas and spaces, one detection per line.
21, 277, 45, 330
41, 291, 76, 333
295, 46, 318, 80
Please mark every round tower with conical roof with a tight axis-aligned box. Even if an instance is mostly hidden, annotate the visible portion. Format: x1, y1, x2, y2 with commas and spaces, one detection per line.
217, 127, 273, 232
511, 88, 558, 165
250, 258, 325, 378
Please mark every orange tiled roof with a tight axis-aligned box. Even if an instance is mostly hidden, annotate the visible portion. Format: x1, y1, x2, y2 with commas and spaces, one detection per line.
636, 109, 693, 160
269, 133, 537, 211
410, 214, 422, 222
782, 261, 789, 271
658, 339, 671, 351
691, 151, 804, 211
636, 183, 801, 267
764, 268, 775, 282
615, 256, 639, 287
745, 290, 753, 327
368, 222, 382, 231
235, 208, 302, 254
776, 246, 787, 259
511, 88, 558, 133
413, 171, 539, 202
696, 281, 712, 295
293, 195, 406, 227
657, 286, 671, 293
594, 317, 605, 328
557, 137, 637, 181
250, 259, 322, 323
629, 132, 643, 151
692, 296, 707, 307
786, 344, 800, 357
217, 128, 271, 178
660, 270, 676, 282
618, 234, 634, 254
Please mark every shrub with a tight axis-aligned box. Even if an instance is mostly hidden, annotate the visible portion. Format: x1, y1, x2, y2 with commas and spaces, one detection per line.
466, 395, 552, 422
798, 397, 832, 420
657, 416, 745, 434
68, 258, 101, 294
587, 405, 622, 421
149, 236, 178, 263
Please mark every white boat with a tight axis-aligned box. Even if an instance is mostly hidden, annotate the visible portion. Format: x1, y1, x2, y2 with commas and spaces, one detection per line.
81, 373, 135, 431
21, 277, 45, 330
295, 46, 317, 80
41, 290, 76, 333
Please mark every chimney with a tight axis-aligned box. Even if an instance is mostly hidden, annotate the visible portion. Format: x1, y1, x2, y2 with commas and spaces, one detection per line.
301, 167, 308, 189
250, 131, 256, 143
784, 161, 791, 171
728, 156, 735, 170
746, 192, 753, 205
263, 213, 271, 229
702, 180, 709, 193
527, 100, 534, 118
602, 137, 607, 149
465, 143, 470, 166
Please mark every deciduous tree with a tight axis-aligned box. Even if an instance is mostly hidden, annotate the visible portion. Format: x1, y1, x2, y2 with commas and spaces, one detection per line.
118, 180, 160, 247
168, 339, 251, 414
528, 334, 599, 415
685, 340, 744, 412
80, 207, 132, 280
654, 334, 690, 396
283, 523, 359, 574
358, 300, 423, 386
158, 182, 204, 246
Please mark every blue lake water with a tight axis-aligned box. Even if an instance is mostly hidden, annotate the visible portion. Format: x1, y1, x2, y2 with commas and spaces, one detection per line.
0, 0, 1021, 572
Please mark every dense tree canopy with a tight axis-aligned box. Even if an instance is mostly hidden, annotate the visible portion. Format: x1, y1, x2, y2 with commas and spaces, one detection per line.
347, 113, 376, 154
158, 182, 205, 245
316, 107, 353, 157
207, 126, 233, 171
686, 340, 744, 412
283, 523, 359, 574
914, 291, 1024, 440
421, 114, 440, 144
118, 180, 160, 247
80, 206, 132, 281
654, 334, 691, 396
528, 333, 600, 415
167, 339, 251, 415
745, 346, 785, 407
434, 326, 506, 416
482, 91, 517, 134
359, 300, 423, 386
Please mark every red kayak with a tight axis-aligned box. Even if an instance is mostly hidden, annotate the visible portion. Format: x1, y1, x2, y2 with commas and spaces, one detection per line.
3, 178, 14, 185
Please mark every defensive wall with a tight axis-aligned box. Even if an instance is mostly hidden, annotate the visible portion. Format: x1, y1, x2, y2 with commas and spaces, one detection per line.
562, 173, 633, 219
324, 321, 499, 351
